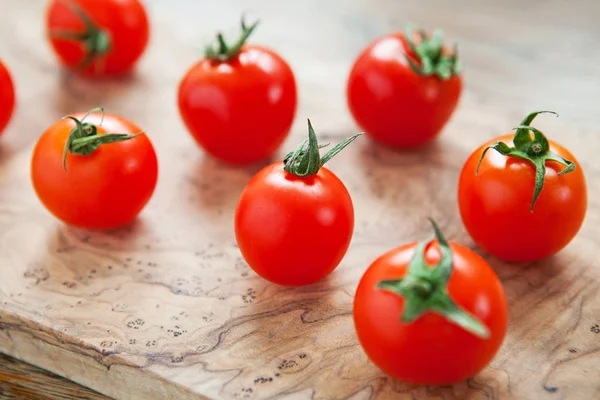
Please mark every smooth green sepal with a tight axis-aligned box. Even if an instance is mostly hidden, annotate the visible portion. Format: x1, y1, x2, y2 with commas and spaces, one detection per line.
404, 25, 461, 80
475, 110, 575, 211
61, 107, 143, 171
49, 2, 111, 70
376, 219, 490, 339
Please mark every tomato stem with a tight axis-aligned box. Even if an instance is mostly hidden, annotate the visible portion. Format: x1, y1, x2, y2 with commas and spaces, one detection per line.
205, 15, 259, 62
49, 0, 111, 70
404, 25, 461, 80
62, 107, 143, 171
475, 110, 575, 211
376, 219, 490, 339
283, 119, 362, 177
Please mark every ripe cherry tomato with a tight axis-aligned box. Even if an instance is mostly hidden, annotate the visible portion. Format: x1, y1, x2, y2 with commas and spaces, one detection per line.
353, 220, 508, 385
46, 0, 150, 76
235, 120, 360, 286
178, 18, 297, 165
31, 108, 158, 230
458, 110, 587, 262
0, 59, 15, 135
347, 27, 462, 148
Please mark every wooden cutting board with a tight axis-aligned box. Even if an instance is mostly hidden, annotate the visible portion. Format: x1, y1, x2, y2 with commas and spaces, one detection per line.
1, 0, 599, 399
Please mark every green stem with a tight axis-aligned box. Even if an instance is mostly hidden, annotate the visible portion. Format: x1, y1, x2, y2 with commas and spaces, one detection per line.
49, 0, 111, 70
283, 119, 362, 177
404, 25, 461, 80
62, 107, 143, 171
205, 15, 259, 62
377, 219, 490, 339
475, 110, 575, 211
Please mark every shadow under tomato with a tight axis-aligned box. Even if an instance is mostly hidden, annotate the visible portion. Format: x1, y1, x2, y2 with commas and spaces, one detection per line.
30, 217, 156, 300
0, 142, 11, 162
356, 134, 456, 174
353, 134, 469, 245
488, 250, 573, 300
184, 153, 277, 214
52, 216, 157, 254
52, 68, 146, 117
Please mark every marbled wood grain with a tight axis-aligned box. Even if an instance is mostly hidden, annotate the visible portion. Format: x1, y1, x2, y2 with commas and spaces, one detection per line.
1, 0, 600, 399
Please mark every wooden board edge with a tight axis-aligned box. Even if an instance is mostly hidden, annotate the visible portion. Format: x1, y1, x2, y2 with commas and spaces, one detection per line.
0, 309, 208, 400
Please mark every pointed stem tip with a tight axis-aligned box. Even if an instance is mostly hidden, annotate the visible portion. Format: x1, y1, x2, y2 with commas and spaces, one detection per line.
283, 119, 362, 177
205, 15, 259, 62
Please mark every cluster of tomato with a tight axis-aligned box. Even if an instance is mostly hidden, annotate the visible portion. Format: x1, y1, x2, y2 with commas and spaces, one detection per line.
0, 0, 588, 387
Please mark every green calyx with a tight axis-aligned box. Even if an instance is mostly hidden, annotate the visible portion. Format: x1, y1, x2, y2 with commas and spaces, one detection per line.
283, 119, 362, 177
476, 110, 575, 212
49, 1, 111, 70
62, 107, 142, 171
205, 15, 259, 62
404, 26, 461, 80
377, 219, 490, 339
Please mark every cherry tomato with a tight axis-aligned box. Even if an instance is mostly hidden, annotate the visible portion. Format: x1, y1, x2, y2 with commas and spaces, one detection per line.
353, 220, 508, 385
235, 120, 360, 286
0, 59, 15, 135
31, 108, 158, 230
347, 27, 462, 148
178, 18, 297, 165
458, 110, 587, 262
46, 0, 150, 76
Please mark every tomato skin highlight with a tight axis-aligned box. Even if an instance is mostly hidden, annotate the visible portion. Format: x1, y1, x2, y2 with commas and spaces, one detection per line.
178, 45, 297, 165
234, 162, 354, 286
458, 134, 587, 262
353, 240, 508, 385
31, 112, 158, 230
346, 33, 462, 148
0, 60, 15, 135
46, 0, 149, 76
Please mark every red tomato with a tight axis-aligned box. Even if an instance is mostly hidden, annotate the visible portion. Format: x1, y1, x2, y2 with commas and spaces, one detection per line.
347, 27, 462, 148
0, 59, 15, 135
458, 111, 587, 262
178, 19, 297, 165
31, 108, 158, 230
46, 0, 150, 76
235, 120, 360, 286
353, 220, 508, 385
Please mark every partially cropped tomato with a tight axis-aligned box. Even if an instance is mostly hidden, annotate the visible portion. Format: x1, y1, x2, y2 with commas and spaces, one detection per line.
458, 110, 587, 262
178, 18, 297, 165
31, 107, 158, 229
347, 27, 462, 148
0, 59, 15, 135
235, 120, 360, 286
46, 0, 150, 76
353, 220, 508, 385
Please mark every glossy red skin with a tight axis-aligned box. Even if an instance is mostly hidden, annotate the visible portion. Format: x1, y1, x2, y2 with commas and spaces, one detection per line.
46, 0, 149, 76
178, 45, 297, 165
353, 240, 508, 385
347, 33, 462, 148
31, 112, 158, 230
458, 134, 587, 262
235, 162, 354, 286
0, 60, 15, 134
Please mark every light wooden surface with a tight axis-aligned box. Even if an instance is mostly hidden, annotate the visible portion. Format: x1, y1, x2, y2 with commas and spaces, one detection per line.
1, 0, 600, 399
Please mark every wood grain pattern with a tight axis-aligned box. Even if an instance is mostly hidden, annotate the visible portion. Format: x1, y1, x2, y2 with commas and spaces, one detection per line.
0, 353, 108, 399
1, 0, 600, 399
